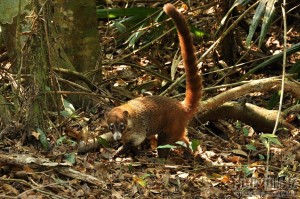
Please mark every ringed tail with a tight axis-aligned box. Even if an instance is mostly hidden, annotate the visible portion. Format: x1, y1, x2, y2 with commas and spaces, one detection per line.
163, 3, 202, 115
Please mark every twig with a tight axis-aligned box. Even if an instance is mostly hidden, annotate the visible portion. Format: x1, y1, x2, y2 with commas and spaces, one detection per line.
53, 68, 98, 91
110, 62, 172, 82
273, 0, 288, 135
0, 178, 69, 199
55, 167, 107, 188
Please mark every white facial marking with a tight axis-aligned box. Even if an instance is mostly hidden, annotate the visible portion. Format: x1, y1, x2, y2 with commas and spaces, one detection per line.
113, 131, 122, 141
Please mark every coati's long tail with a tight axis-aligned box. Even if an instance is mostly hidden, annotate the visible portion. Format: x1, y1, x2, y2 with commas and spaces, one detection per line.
163, 3, 202, 115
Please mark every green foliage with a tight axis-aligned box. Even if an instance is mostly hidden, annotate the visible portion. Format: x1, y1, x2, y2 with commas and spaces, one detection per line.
235, 121, 249, 136
191, 139, 201, 152
37, 128, 50, 151
237, 165, 253, 177
235, 121, 242, 129
56, 136, 67, 145
97, 7, 163, 48
0, 0, 31, 24
242, 165, 253, 177
64, 153, 76, 164
267, 91, 280, 109
190, 26, 205, 37
260, 133, 282, 146
134, 173, 151, 187
56, 136, 77, 146
246, 0, 277, 47
241, 42, 300, 80
60, 99, 78, 118
97, 137, 110, 147
289, 60, 300, 78
258, 154, 265, 160
97, 6, 204, 48
246, 144, 257, 151
242, 127, 249, 137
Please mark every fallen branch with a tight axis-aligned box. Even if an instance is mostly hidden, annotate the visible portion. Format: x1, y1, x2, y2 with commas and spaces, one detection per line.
200, 77, 300, 112
0, 152, 107, 188
196, 77, 300, 133
0, 153, 72, 167
77, 132, 113, 154
198, 101, 296, 133
55, 167, 107, 188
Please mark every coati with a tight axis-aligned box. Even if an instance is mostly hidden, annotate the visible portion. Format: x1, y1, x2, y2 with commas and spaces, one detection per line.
106, 3, 202, 158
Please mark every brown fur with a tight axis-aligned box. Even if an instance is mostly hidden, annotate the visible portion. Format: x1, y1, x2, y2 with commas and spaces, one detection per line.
106, 3, 202, 158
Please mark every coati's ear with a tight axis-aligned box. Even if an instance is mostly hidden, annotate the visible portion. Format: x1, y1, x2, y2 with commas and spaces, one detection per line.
123, 111, 129, 118
104, 109, 111, 120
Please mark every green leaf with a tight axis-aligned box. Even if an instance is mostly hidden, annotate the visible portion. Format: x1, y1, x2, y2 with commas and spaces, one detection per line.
176, 141, 189, 148
258, 154, 265, 160
289, 60, 300, 78
246, 0, 268, 46
141, 173, 151, 180
260, 133, 278, 139
235, 121, 242, 129
97, 137, 110, 147
157, 144, 177, 149
190, 26, 205, 38
134, 176, 147, 187
246, 144, 257, 151
241, 42, 300, 80
242, 127, 249, 136
37, 128, 49, 151
191, 139, 201, 152
64, 153, 76, 164
56, 136, 67, 145
127, 26, 145, 48
242, 165, 253, 177
60, 99, 77, 117
114, 21, 127, 33
268, 137, 282, 145
258, 0, 277, 47
267, 92, 280, 109
260, 134, 282, 146
63, 99, 75, 112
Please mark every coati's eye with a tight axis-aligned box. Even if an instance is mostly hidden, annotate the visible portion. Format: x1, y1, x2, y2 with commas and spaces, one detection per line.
120, 122, 126, 130
109, 123, 114, 130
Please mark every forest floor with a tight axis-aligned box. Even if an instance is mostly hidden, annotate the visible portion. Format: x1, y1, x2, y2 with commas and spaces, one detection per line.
1, 1, 300, 199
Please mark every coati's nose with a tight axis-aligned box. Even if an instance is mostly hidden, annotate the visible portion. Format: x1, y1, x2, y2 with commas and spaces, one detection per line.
113, 131, 122, 141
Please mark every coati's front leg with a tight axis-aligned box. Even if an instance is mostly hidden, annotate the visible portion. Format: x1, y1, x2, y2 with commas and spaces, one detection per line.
115, 126, 147, 157
114, 141, 139, 157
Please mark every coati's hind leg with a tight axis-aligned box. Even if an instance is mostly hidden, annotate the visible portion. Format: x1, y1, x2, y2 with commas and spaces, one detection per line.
157, 128, 190, 158
157, 133, 171, 158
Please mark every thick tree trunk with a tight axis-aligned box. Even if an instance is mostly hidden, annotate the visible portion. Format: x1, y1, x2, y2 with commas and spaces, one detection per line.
53, 0, 100, 79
